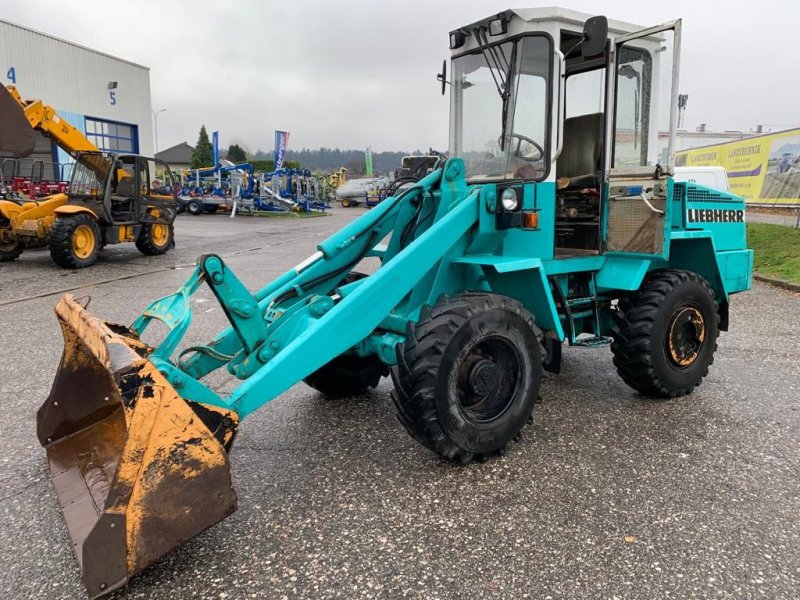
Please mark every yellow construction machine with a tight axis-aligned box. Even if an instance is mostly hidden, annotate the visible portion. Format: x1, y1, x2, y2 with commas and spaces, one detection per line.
0, 84, 98, 261
0, 85, 178, 267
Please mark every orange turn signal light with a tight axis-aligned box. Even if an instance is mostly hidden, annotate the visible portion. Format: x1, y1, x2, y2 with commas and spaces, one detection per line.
523, 211, 539, 229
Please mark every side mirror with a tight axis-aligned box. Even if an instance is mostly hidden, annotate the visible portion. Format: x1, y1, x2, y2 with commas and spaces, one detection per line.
437, 60, 447, 96
581, 16, 608, 58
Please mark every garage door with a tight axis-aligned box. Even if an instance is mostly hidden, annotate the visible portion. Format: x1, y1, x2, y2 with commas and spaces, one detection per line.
85, 117, 139, 153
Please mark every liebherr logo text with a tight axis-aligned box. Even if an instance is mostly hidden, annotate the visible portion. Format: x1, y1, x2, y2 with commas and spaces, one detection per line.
687, 208, 745, 224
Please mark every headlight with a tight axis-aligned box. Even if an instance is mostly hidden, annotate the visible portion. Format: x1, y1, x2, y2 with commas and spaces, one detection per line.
501, 188, 519, 211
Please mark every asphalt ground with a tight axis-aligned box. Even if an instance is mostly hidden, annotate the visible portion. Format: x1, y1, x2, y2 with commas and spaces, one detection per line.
0, 208, 798, 599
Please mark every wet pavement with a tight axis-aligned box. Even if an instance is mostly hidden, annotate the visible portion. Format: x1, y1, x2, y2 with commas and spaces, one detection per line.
0, 209, 798, 599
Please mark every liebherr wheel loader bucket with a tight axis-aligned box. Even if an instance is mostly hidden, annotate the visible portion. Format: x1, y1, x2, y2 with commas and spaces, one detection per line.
37, 294, 239, 599
0, 85, 35, 158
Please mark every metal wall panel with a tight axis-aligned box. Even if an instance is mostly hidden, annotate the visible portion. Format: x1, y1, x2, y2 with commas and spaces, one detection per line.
0, 19, 153, 157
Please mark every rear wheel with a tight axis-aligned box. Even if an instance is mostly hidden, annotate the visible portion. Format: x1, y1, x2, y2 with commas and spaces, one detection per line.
392, 293, 542, 463
49, 214, 101, 268
304, 354, 389, 398
303, 272, 390, 397
0, 239, 22, 261
187, 199, 203, 215
136, 223, 173, 255
611, 269, 719, 398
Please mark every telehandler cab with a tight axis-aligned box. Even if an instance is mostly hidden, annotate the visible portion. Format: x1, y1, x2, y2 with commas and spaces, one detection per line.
37, 8, 752, 598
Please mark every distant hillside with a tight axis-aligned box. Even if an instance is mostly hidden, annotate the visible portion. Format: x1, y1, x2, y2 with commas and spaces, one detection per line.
252, 147, 433, 175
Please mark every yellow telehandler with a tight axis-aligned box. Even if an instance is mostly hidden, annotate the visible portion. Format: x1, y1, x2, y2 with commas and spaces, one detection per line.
0, 85, 178, 267
0, 84, 98, 261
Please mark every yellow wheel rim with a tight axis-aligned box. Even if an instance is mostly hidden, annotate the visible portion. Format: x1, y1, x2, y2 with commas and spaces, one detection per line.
151, 224, 169, 247
71, 224, 96, 260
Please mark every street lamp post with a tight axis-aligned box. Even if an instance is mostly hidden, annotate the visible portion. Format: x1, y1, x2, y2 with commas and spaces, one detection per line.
152, 108, 167, 155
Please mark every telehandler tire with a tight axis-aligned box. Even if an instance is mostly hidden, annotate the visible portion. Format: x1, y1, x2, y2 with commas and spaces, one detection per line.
304, 354, 389, 398
0, 239, 22, 261
136, 223, 173, 255
392, 293, 542, 463
611, 269, 719, 398
49, 214, 101, 268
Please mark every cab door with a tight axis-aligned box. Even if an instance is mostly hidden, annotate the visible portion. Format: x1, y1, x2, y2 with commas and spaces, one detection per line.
602, 20, 682, 258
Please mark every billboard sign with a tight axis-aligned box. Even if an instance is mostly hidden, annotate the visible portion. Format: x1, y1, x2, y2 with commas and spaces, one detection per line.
676, 128, 800, 205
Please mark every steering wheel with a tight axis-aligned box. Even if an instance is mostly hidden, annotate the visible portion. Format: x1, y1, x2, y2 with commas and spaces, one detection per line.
507, 133, 544, 162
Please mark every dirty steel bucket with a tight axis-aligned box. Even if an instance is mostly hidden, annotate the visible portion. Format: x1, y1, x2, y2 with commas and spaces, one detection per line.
37, 295, 239, 599
0, 85, 35, 158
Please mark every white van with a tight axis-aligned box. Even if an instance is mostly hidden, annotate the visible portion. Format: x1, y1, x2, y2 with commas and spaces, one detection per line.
673, 166, 730, 192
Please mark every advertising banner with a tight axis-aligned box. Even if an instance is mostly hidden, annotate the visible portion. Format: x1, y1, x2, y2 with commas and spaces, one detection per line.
365, 147, 373, 177
274, 130, 290, 170
676, 128, 800, 205
212, 130, 219, 168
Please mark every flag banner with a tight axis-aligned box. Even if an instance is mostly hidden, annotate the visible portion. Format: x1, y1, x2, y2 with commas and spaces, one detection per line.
212, 131, 219, 168
365, 147, 373, 177
274, 130, 290, 169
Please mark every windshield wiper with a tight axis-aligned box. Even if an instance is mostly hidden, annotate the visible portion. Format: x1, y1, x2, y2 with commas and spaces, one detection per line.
472, 27, 516, 151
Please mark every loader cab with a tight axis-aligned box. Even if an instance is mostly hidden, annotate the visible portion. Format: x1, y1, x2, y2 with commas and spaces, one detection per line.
448, 9, 681, 260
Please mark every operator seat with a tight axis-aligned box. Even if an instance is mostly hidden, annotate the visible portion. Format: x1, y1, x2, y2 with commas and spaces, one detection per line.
113, 176, 135, 200
556, 112, 604, 188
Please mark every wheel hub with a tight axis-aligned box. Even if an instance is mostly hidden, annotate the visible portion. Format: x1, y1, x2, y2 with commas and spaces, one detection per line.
667, 306, 705, 367
468, 359, 499, 396
72, 224, 95, 259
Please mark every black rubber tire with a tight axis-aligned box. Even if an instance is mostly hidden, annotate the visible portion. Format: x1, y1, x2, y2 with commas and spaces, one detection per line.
611, 269, 719, 398
48, 214, 101, 269
187, 199, 203, 215
303, 272, 389, 397
135, 223, 173, 255
175, 199, 185, 214
205, 205, 219, 214
304, 353, 389, 398
392, 292, 543, 463
0, 240, 22, 261
341, 198, 351, 208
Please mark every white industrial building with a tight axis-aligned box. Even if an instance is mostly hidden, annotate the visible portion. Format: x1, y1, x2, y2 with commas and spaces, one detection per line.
0, 18, 153, 180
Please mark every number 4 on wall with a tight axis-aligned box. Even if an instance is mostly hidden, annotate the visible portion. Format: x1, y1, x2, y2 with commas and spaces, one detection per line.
6, 66, 16, 84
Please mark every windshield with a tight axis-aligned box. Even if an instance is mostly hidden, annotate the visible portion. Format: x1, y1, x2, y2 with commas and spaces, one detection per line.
68, 153, 112, 196
449, 35, 551, 181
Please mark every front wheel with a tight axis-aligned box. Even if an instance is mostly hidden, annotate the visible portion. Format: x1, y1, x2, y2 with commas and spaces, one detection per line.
392, 293, 542, 463
611, 270, 719, 398
49, 214, 101, 269
136, 223, 173, 255
0, 239, 23, 261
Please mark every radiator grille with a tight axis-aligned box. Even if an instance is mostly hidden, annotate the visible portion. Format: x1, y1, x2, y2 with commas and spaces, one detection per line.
607, 196, 665, 254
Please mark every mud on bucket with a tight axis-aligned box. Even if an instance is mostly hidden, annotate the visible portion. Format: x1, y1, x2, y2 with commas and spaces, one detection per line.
37, 294, 239, 599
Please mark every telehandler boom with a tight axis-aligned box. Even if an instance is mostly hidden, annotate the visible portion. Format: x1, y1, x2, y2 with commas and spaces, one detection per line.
37, 8, 752, 598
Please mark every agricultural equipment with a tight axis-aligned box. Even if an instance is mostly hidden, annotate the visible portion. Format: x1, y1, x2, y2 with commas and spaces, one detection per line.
38, 8, 752, 598
180, 160, 256, 214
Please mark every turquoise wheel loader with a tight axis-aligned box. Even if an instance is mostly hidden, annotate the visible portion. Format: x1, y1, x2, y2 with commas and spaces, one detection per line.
37, 8, 752, 598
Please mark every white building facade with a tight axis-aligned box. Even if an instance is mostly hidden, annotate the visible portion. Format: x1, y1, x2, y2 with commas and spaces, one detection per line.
0, 18, 153, 179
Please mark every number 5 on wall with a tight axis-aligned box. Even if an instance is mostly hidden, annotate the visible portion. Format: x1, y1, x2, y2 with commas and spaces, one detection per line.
109, 91, 116, 105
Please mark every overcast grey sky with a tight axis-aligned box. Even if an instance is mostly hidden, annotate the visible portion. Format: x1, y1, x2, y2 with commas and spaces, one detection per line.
3, 0, 797, 152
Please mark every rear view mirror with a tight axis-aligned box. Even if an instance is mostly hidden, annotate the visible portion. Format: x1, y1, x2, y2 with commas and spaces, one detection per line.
581, 16, 608, 58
